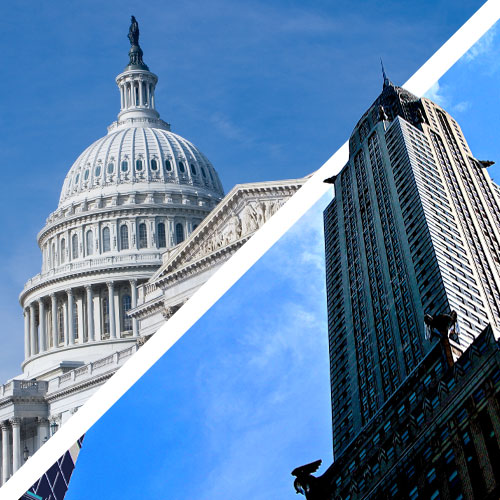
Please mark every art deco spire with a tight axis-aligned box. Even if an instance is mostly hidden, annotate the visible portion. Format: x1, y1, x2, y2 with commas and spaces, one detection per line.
380, 58, 392, 88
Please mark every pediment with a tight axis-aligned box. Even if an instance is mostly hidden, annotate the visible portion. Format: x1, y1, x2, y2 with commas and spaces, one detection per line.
150, 177, 305, 287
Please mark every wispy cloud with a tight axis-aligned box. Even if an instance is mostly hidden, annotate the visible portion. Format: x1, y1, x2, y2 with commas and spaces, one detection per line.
184, 199, 332, 499
425, 81, 471, 114
210, 112, 256, 146
463, 24, 497, 62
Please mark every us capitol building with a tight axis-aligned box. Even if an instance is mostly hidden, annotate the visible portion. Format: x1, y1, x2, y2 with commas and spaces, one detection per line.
0, 18, 303, 485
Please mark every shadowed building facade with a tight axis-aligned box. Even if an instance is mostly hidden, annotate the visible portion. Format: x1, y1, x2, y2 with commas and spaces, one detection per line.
294, 325, 500, 499
324, 75, 500, 457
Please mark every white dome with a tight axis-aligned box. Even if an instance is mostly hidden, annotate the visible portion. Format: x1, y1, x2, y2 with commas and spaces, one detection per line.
20, 25, 226, 380
58, 125, 224, 209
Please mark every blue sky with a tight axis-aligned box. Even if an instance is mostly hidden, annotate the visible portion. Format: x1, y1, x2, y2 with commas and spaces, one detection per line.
66, 196, 333, 500
0, 0, 486, 380
3, 1, 500, 498
62, 13, 500, 499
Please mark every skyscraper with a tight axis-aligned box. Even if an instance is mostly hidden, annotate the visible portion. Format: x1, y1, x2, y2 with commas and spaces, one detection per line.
324, 73, 500, 456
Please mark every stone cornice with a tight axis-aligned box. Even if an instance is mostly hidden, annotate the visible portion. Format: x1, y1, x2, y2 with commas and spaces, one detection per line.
128, 296, 164, 319
20, 260, 160, 303
45, 371, 115, 403
38, 201, 215, 244
149, 178, 304, 287
155, 235, 250, 291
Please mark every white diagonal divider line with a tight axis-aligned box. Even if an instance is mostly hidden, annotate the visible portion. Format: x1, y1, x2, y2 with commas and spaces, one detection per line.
3, 1, 500, 498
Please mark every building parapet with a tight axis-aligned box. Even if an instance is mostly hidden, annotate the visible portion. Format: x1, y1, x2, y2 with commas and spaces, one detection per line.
46, 344, 139, 394
21, 253, 162, 297
0, 380, 48, 399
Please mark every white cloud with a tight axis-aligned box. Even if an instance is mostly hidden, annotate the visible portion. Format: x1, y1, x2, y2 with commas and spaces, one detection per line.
424, 82, 471, 115
452, 101, 471, 113
463, 24, 497, 62
185, 198, 333, 499
425, 81, 447, 107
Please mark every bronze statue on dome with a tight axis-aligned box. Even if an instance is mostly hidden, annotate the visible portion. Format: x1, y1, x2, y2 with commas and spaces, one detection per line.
126, 16, 148, 70
128, 16, 140, 46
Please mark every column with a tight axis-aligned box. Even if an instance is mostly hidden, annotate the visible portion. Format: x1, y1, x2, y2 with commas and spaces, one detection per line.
29, 303, 37, 356
130, 279, 139, 337
50, 294, 58, 348
138, 80, 144, 106
24, 309, 30, 358
10, 418, 20, 473
487, 396, 500, 450
93, 292, 102, 341
146, 83, 151, 108
107, 282, 116, 339
450, 426, 474, 498
37, 417, 50, 451
63, 300, 68, 346
470, 414, 496, 492
66, 290, 74, 345
167, 218, 175, 247
1, 421, 9, 484
38, 299, 46, 352
85, 286, 95, 342
77, 294, 84, 342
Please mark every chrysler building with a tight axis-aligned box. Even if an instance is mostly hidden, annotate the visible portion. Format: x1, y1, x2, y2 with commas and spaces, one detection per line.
324, 71, 500, 456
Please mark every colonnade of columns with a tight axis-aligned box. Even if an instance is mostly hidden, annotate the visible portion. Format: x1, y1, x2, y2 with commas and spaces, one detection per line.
0, 417, 49, 485
119, 78, 155, 111
24, 280, 139, 359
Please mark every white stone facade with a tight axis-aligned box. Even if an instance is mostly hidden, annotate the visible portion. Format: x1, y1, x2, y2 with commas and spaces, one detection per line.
0, 28, 306, 486
0, 38, 226, 483
132, 178, 305, 337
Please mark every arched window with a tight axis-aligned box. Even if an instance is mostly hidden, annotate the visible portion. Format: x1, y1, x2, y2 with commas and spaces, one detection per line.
138, 223, 147, 249
107, 162, 114, 174
136, 159, 143, 171
60, 239, 66, 264
157, 223, 166, 248
122, 294, 132, 331
165, 159, 172, 172
102, 227, 111, 252
175, 223, 184, 245
201, 167, 207, 178
102, 296, 109, 337
73, 301, 78, 340
151, 159, 158, 171
121, 160, 129, 172
178, 161, 185, 173
86, 230, 94, 256
84, 169, 89, 180
72, 234, 78, 259
120, 225, 129, 250
190, 163, 197, 176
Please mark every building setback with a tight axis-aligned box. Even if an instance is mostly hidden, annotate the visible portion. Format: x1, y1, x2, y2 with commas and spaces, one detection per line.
324, 75, 500, 457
